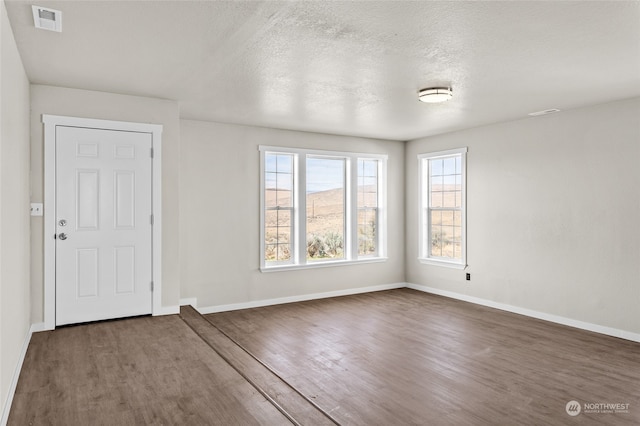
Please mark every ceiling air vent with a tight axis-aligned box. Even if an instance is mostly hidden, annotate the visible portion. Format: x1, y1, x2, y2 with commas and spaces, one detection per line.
32, 5, 62, 32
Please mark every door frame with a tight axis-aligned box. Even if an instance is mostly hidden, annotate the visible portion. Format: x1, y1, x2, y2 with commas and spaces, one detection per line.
42, 115, 163, 330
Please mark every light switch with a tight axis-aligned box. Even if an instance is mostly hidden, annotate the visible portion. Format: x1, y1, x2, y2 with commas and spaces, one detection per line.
30, 203, 43, 216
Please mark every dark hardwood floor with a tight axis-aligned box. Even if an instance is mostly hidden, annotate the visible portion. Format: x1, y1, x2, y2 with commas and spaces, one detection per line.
9, 288, 640, 425
205, 288, 640, 425
181, 305, 336, 425
9, 314, 291, 425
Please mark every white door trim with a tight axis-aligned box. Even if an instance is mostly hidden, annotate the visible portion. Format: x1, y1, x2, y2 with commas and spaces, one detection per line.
42, 115, 163, 330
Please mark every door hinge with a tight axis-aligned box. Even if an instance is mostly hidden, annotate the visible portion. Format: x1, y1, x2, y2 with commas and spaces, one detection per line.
150, 147, 154, 158
151, 281, 154, 292
150, 214, 154, 225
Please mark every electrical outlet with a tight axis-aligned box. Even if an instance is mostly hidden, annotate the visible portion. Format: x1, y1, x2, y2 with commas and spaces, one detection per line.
30, 203, 44, 216
466, 273, 471, 281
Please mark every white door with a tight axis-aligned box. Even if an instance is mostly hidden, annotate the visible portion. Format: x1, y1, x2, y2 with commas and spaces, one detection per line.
55, 126, 153, 326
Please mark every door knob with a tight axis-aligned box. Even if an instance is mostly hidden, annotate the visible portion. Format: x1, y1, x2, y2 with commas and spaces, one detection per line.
58, 233, 67, 240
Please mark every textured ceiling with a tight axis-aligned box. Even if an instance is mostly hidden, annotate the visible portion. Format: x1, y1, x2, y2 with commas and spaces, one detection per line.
5, 1, 640, 141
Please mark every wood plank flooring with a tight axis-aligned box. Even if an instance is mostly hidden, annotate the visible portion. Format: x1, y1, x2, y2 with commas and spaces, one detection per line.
8, 315, 291, 425
206, 288, 640, 425
180, 305, 336, 425
9, 288, 640, 425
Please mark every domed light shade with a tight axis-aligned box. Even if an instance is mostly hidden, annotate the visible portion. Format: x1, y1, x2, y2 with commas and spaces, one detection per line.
418, 87, 453, 103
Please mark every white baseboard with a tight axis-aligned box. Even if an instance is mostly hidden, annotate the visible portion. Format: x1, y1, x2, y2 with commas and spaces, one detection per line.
179, 298, 197, 308
1, 322, 43, 426
406, 283, 640, 343
30, 322, 46, 333
155, 305, 180, 316
197, 283, 406, 315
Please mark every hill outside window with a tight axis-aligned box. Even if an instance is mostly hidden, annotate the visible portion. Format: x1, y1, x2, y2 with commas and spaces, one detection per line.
418, 148, 467, 269
260, 146, 387, 271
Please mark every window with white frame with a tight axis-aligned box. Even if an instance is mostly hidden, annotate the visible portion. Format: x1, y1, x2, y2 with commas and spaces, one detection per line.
264, 153, 294, 264
357, 159, 379, 257
418, 148, 467, 268
260, 146, 387, 271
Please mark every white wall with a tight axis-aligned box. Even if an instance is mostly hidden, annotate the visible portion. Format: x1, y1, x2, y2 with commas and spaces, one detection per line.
406, 97, 640, 335
180, 120, 405, 308
0, 0, 31, 412
29, 85, 182, 321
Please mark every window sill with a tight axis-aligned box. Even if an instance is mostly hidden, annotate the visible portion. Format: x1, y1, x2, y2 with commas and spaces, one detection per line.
261, 257, 388, 273
418, 258, 467, 270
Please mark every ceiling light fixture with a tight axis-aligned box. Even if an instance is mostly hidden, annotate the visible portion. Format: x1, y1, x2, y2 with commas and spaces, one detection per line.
32, 5, 62, 32
418, 87, 453, 103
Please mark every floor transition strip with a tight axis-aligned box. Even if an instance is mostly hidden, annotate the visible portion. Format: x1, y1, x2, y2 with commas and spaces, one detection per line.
179, 305, 339, 426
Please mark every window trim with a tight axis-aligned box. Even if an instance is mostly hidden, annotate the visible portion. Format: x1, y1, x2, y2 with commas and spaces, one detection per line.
260, 145, 387, 272
417, 147, 468, 269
